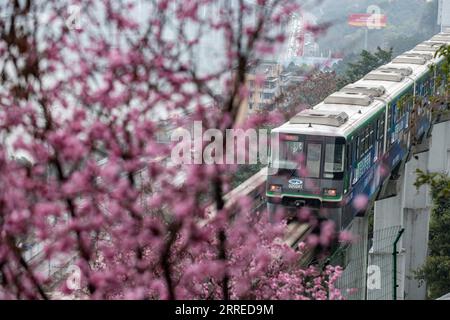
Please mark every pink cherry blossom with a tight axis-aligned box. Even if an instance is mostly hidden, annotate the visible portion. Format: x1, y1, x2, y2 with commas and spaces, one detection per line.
0, 0, 343, 301
353, 194, 369, 212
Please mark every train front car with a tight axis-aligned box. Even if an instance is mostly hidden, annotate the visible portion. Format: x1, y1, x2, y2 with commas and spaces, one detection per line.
265, 31, 450, 231
266, 110, 350, 230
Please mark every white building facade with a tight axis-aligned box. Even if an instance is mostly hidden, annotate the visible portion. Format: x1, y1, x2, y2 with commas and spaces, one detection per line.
438, 0, 450, 31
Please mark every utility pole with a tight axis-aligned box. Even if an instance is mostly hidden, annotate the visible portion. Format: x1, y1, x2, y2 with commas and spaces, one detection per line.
364, 28, 369, 50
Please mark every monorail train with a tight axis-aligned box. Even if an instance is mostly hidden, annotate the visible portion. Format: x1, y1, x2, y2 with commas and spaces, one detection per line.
266, 32, 450, 231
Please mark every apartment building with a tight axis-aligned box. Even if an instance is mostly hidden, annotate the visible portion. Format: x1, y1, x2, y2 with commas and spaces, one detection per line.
241, 61, 282, 115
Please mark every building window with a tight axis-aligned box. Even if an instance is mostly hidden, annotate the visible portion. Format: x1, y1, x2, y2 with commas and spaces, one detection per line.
263, 92, 274, 100
264, 80, 276, 89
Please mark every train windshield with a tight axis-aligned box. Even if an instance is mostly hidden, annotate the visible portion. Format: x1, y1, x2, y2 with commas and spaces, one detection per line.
272, 140, 305, 170
270, 134, 345, 179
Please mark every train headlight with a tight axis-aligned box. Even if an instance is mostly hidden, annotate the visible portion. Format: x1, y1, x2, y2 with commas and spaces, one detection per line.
323, 188, 337, 197
269, 184, 282, 193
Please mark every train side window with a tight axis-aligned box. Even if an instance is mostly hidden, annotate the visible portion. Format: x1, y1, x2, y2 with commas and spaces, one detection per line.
356, 136, 360, 160
346, 143, 351, 169
364, 127, 370, 154
369, 124, 374, 145
387, 105, 393, 145
376, 119, 381, 140
394, 102, 399, 122
362, 129, 367, 155
358, 135, 364, 160
379, 114, 385, 153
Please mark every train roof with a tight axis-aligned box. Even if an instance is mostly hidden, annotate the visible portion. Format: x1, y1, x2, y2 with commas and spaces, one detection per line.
273, 32, 450, 139
272, 100, 384, 138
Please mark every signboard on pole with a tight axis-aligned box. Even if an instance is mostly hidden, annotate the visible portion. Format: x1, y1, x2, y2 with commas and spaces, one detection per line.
348, 14, 387, 29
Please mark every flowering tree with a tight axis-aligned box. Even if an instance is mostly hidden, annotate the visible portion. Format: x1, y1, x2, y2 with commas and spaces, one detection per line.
0, 0, 343, 300
277, 70, 340, 119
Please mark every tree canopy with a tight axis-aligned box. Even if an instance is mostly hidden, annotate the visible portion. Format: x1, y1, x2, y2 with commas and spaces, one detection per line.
415, 171, 450, 299
338, 47, 393, 85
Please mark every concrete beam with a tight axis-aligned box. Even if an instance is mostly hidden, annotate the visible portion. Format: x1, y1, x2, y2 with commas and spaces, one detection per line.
402, 151, 430, 210
428, 121, 450, 174
371, 121, 450, 300
403, 208, 429, 300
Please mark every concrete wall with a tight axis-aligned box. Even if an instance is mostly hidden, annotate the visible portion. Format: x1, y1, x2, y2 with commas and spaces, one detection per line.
403, 208, 429, 299
401, 151, 431, 300
438, 0, 450, 30
428, 120, 450, 174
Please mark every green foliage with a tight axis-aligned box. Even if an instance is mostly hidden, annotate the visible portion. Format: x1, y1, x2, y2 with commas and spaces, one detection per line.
231, 163, 263, 189
335, 47, 393, 88
415, 256, 450, 299
344, 47, 393, 83
397, 93, 413, 113
435, 45, 450, 62
415, 170, 450, 200
430, 45, 450, 119
435, 45, 450, 86
415, 170, 450, 299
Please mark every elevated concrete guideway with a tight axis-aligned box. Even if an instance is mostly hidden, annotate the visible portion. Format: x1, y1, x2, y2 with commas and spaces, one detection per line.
370, 116, 450, 300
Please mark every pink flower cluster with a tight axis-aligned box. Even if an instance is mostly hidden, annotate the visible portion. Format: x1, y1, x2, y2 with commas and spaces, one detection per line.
0, 0, 343, 300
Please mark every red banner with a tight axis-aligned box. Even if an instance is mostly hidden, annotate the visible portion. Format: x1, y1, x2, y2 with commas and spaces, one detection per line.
348, 14, 387, 28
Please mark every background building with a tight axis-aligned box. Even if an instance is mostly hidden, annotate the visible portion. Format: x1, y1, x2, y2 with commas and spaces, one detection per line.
438, 0, 450, 31
242, 61, 282, 114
